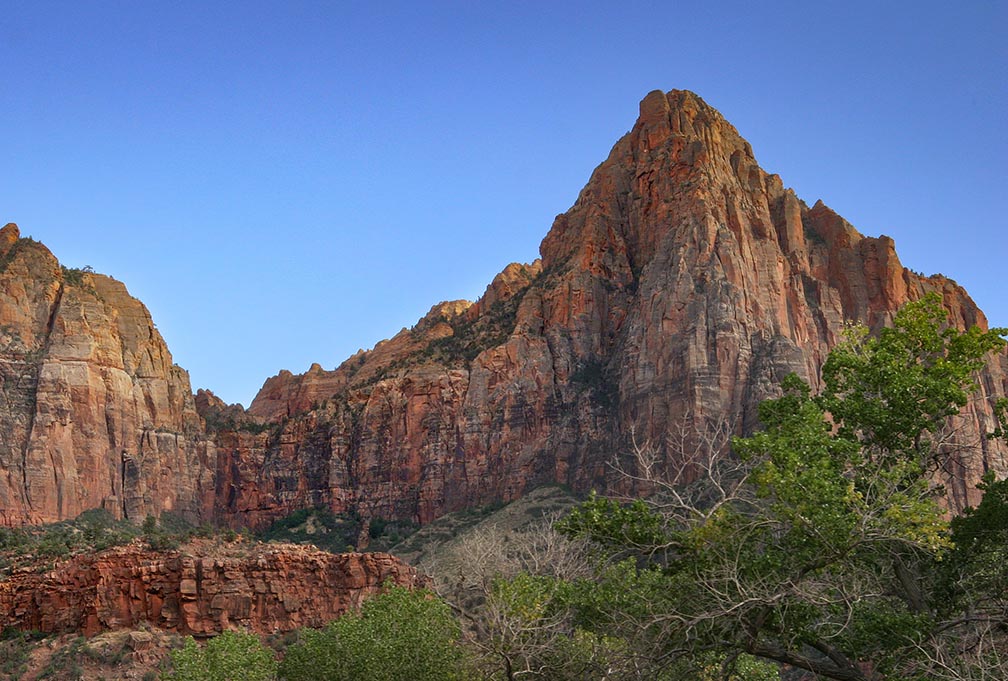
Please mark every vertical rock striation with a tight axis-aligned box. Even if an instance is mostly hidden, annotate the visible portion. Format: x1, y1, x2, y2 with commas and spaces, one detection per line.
0, 226, 215, 526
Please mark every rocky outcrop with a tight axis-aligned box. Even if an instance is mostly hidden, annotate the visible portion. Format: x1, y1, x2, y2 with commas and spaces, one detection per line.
0, 227, 215, 526
219, 89, 1007, 526
0, 540, 424, 637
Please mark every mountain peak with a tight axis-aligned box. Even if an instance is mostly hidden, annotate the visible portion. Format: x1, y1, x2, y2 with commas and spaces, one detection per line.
638, 89, 672, 123
638, 88, 709, 120
631, 88, 742, 151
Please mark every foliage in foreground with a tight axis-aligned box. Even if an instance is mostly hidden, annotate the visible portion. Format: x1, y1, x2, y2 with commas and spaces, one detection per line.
164, 630, 277, 681
279, 585, 470, 681
160, 587, 471, 681
556, 295, 1008, 680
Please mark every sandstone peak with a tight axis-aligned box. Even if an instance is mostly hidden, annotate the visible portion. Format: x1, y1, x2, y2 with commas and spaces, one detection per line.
466, 260, 542, 321
639, 89, 672, 122
638, 88, 712, 121
194, 388, 229, 412
229, 88, 1006, 525
632, 89, 739, 148
2, 89, 1005, 535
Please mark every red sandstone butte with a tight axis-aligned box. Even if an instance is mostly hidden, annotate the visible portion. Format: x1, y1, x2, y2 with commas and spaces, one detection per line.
0, 224, 215, 527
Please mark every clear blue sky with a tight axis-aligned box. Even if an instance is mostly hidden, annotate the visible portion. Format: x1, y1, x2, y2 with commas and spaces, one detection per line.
3, 1, 1005, 407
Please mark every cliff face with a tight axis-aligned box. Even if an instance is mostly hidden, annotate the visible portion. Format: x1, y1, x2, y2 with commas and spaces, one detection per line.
0, 225, 215, 526
219, 90, 1007, 526
3, 90, 1005, 531
0, 540, 423, 636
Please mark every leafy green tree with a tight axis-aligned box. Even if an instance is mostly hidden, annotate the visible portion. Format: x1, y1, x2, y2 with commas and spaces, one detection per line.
947, 473, 1008, 601
163, 630, 277, 681
915, 473, 1008, 677
559, 295, 1007, 680
279, 585, 470, 681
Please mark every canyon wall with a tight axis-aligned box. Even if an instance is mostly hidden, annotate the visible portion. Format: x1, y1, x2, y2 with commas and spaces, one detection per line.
0, 224, 215, 526
2, 90, 1005, 530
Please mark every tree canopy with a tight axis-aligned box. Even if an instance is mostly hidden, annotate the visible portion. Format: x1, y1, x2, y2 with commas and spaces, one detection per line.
165, 630, 278, 681
558, 294, 1007, 680
278, 585, 470, 681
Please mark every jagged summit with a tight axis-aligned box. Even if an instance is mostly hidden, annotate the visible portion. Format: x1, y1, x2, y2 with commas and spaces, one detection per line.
226, 89, 1005, 525
636, 88, 740, 139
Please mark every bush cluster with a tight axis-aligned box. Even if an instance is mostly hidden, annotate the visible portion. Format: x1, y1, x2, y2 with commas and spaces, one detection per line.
161, 587, 470, 681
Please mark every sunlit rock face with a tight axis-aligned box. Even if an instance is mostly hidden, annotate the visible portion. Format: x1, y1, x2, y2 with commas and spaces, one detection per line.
220, 90, 1008, 526
0, 224, 216, 526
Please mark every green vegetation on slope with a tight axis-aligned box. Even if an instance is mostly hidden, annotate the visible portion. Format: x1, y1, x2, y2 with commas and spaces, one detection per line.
255, 507, 418, 554
421, 296, 523, 366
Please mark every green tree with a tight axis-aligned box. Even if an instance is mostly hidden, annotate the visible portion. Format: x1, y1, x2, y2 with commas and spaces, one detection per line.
916, 473, 1008, 677
163, 630, 277, 681
279, 585, 470, 681
560, 295, 1007, 680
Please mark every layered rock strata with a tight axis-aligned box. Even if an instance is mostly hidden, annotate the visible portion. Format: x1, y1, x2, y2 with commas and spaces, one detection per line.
0, 540, 424, 636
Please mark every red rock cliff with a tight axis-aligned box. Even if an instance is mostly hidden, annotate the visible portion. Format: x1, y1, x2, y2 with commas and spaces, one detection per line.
217, 90, 1007, 526
2, 90, 1004, 532
0, 540, 423, 636
0, 226, 215, 526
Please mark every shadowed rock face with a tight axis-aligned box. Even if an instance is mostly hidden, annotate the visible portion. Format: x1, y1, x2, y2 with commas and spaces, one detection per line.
220, 90, 1008, 526
0, 541, 424, 636
1, 90, 1005, 531
0, 226, 215, 526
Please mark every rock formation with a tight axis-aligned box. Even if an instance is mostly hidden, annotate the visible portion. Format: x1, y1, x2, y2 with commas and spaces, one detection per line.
212, 90, 1008, 526
0, 226, 215, 526
0, 540, 424, 636
2, 89, 1006, 532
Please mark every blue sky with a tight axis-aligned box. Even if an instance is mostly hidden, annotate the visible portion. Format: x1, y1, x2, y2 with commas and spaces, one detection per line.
3, 1, 1005, 407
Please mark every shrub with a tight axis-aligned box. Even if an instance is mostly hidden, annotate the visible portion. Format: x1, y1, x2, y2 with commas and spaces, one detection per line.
279, 586, 470, 681
163, 630, 277, 681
